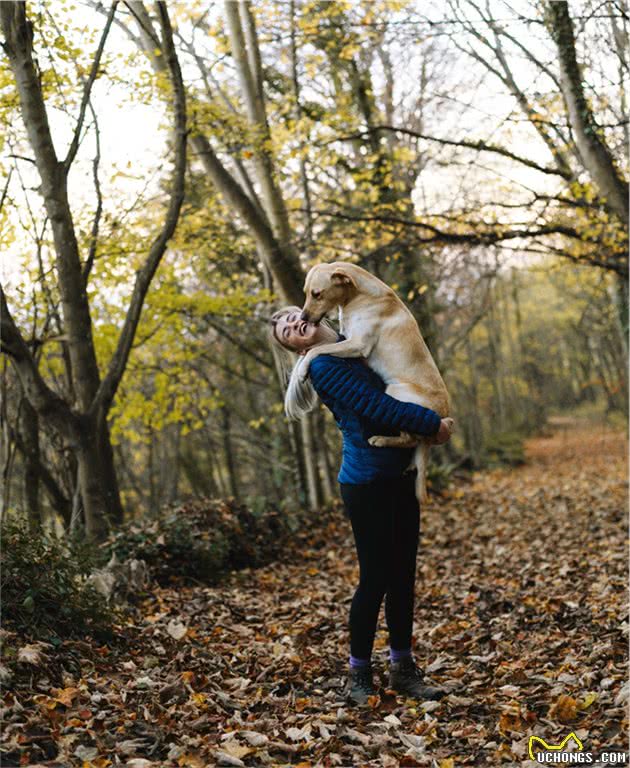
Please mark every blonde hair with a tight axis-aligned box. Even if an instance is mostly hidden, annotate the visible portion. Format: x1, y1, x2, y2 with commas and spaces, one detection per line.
269, 306, 331, 421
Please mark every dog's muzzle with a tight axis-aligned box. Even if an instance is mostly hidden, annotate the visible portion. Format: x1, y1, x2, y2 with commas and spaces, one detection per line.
301, 310, 323, 325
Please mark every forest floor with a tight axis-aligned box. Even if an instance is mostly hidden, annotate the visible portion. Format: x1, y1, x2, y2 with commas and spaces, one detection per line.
3, 419, 628, 767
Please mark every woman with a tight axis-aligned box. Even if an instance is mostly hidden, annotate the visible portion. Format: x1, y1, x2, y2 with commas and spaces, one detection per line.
270, 306, 452, 705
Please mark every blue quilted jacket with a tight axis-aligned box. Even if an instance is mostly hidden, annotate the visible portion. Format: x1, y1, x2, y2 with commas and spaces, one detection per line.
308, 354, 442, 484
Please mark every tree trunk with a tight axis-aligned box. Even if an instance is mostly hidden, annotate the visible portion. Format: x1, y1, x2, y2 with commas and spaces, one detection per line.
486, 293, 506, 431
222, 407, 239, 498
300, 413, 321, 511
77, 423, 114, 541
611, 273, 629, 356
465, 335, 484, 464
1, 360, 15, 521
315, 408, 334, 504
19, 398, 41, 530
97, 422, 124, 524
288, 421, 308, 503
547, 1, 629, 225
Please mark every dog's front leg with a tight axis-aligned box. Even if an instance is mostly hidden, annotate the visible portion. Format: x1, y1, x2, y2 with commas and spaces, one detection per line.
368, 432, 419, 448
300, 336, 374, 381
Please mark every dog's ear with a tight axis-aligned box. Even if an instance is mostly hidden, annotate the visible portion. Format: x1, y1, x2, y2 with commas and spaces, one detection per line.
331, 269, 355, 287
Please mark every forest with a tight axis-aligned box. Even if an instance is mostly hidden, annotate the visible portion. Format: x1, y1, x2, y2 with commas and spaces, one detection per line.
0, 1, 628, 766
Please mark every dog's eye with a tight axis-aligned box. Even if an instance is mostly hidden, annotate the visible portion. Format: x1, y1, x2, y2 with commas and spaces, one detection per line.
311, 290, 321, 299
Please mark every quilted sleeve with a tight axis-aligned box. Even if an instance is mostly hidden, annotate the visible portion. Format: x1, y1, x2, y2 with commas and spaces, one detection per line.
309, 356, 441, 436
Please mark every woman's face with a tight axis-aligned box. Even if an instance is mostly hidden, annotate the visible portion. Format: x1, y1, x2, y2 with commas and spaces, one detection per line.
273, 309, 335, 353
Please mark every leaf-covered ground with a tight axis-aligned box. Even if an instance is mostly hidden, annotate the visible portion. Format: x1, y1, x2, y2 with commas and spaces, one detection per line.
3, 420, 628, 767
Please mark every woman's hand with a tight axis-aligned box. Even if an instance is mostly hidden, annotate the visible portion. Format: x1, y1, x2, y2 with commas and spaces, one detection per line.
431, 417, 454, 445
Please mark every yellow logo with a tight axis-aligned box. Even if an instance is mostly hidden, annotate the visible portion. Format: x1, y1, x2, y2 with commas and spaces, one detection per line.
528, 732, 584, 761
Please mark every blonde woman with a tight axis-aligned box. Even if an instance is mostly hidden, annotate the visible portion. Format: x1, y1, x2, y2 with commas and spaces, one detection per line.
270, 307, 451, 705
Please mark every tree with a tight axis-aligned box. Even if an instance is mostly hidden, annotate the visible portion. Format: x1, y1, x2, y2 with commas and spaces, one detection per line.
0, 1, 186, 540
415, 1, 628, 289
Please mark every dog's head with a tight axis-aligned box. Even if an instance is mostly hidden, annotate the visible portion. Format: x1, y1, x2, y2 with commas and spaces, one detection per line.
301, 264, 356, 324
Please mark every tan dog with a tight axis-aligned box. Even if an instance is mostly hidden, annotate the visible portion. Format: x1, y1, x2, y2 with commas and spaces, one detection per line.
300, 262, 452, 504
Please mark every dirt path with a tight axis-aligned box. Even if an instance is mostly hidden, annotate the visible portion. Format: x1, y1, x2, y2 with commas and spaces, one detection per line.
4, 422, 628, 767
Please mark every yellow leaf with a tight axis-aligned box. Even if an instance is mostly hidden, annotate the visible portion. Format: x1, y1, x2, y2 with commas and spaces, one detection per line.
51, 686, 79, 707
440, 759, 456, 768
578, 692, 598, 710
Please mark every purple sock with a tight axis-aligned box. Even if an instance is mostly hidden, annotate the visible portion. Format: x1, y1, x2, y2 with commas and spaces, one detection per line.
349, 654, 370, 669
390, 647, 412, 663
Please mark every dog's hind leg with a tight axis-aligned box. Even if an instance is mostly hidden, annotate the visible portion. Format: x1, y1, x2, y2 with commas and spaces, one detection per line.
412, 442, 430, 505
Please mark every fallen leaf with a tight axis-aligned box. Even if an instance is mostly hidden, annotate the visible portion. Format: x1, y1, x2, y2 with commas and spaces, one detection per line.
286, 724, 312, 741
384, 714, 402, 726
499, 706, 525, 734
17, 644, 46, 665
51, 687, 79, 707
578, 692, 598, 710
219, 741, 253, 759
549, 695, 578, 723
167, 620, 188, 640
240, 731, 269, 746
214, 751, 245, 767
74, 744, 98, 761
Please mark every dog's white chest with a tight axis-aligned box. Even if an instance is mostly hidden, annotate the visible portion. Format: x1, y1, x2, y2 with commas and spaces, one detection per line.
339, 309, 363, 338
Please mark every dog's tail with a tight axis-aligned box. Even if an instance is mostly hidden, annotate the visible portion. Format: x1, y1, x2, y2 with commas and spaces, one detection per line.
413, 442, 430, 506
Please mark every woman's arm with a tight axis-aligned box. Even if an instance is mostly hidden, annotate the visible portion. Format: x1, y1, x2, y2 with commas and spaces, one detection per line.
309, 356, 441, 436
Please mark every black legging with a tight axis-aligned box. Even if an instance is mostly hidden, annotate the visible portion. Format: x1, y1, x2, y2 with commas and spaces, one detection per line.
340, 472, 420, 659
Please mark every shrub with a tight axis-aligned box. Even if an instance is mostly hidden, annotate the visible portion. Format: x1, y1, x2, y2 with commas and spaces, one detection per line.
484, 431, 526, 466
106, 497, 293, 585
427, 461, 458, 493
1, 518, 113, 640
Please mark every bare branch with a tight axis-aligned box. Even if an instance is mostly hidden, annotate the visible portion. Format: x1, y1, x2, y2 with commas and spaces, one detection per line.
307, 206, 627, 256
87, 0, 142, 46
0, 285, 78, 440
10, 424, 72, 524
321, 124, 573, 180
442, 276, 494, 365
64, 2, 118, 170
0, 168, 12, 216
83, 100, 103, 284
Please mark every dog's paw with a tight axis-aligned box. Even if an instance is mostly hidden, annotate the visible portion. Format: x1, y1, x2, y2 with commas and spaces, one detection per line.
368, 436, 389, 447
443, 417, 454, 432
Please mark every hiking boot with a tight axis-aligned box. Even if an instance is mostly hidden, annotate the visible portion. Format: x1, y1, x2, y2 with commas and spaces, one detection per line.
388, 657, 446, 700
345, 664, 377, 705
